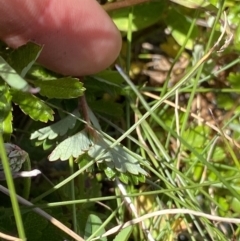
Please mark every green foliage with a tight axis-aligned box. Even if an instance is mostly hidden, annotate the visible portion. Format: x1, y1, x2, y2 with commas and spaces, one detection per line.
48, 129, 92, 161
170, 0, 217, 10
164, 8, 198, 50
30, 110, 80, 140
110, 1, 166, 32
32, 78, 85, 99
48, 129, 147, 177
8, 42, 42, 77
89, 100, 123, 118
0, 81, 12, 139
84, 214, 106, 241
0, 56, 31, 91
113, 226, 133, 241
23, 212, 66, 241
2, 0, 240, 241
11, 89, 54, 122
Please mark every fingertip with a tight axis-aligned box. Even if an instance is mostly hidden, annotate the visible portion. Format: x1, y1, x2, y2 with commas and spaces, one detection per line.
0, 0, 122, 76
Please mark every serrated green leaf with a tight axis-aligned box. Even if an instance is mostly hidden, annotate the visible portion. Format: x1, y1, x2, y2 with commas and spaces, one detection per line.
30, 110, 80, 140
119, 172, 129, 184
11, 89, 54, 122
0, 56, 30, 91
111, 2, 166, 32
33, 78, 85, 99
104, 166, 117, 179
84, 214, 106, 241
28, 65, 60, 80
113, 226, 133, 241
88, 137, 148, 176
9, 42, 42, 77
49, 130, 93, 161
165, 8, 198, 50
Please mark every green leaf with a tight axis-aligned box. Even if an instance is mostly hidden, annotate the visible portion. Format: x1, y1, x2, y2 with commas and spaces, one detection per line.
227, 72, 240, 88
30, 110, 80, 140
49, 129, 148, 175
192, 164, 204, 182
49, 130, 93, 161
0, 81, 12, 138
89, 100, 123, 118
9, 42, 42, 77
41, 224, 66, 241
86, 70, 124, 97
230, 197, 240, 213
33, 78, 85, 99
211, 146, 226, 162
11, 89, 54, 122
182, 126, 209, 149
88, 136, 148, 176
111, 2, 166, 32
93, 70, 125, 85
113, 226, 133, 241
217, 197, 229, 212
28, 65, 60, 80
85, 74, 122, 97
24, 212, 48, 241
216, 93, 235, 110
165, 8, 198, 50
170, 0, 217, 10
2, 109, 13, 140
84, 214, 106, 241
0, 56, 30, 91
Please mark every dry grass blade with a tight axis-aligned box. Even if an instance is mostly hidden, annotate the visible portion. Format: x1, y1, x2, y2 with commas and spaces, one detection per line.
0, 232, 22, 241
143, 92, 240, 149
96, 208, 240, 239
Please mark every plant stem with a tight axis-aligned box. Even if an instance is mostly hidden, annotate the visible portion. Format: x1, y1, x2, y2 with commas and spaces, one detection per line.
22, 154, 31, 200
69, 156, 78, 233
0, 135, 26, 240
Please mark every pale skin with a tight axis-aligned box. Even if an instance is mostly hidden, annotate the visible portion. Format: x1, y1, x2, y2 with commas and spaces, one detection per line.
0, 0, 122, 76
